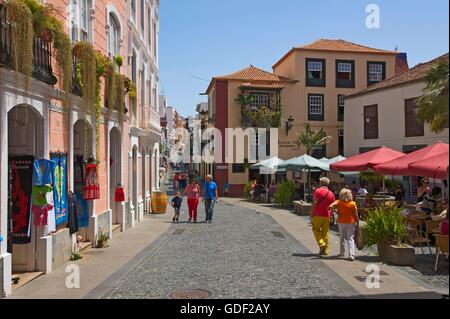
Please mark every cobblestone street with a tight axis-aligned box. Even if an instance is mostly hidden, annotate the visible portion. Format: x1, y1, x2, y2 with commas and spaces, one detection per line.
92, 199, 358, 299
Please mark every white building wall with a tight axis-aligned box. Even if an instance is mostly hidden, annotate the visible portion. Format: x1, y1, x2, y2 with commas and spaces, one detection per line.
344, 82, 449, 157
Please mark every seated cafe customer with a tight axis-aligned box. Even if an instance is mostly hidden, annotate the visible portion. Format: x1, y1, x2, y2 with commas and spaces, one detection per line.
421, 186, 442, 218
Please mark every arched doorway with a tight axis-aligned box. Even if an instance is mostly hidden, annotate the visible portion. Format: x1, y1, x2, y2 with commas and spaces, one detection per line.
141, 147, 148, 215
73, 119, 93, 241
109, 127, 121, 225
152, 144, 159, 192
7, 105, 44, 272
132, 145, 138, 221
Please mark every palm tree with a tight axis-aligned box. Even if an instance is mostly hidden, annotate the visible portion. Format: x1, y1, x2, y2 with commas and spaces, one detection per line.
415, 60, 449, 133
295, 124, 332, 155
295, 124, 332, 201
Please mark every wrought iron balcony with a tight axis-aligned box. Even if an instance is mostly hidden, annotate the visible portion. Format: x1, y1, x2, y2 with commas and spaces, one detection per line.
0, 5, 57, 86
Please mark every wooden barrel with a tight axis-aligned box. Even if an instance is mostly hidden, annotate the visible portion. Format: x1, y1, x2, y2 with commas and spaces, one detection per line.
151, 191, 167, 214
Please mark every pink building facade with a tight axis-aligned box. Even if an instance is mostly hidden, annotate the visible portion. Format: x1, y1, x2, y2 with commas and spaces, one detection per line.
0, 0, 161, 296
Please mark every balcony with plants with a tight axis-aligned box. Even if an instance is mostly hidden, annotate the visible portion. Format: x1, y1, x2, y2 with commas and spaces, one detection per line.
234, 92, 282, 128
0, 0, 62, 86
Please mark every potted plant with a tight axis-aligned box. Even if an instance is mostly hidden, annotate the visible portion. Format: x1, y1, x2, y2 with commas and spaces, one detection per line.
364, 205, 415, 266
274, 181, 295, 208
95, 227, 110, 248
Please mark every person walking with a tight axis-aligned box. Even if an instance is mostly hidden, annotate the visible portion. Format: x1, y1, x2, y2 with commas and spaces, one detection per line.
202, 175, 218, 223
329, 188, 359, 261
184, 179, 201, 223
171, 191, 183, 223
173, 172, 180, 190
311, 177, 336, 256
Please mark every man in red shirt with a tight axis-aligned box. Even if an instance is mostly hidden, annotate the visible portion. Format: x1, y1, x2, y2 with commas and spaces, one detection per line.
311, 177, 336, 256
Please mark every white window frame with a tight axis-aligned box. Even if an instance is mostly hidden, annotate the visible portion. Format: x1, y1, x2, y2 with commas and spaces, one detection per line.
308, 61, 323, 71
131, 49, 137, 84
309, 95, 323, 115
108, 13, 121, 57
338, 95, 345, 108
70, 0, 92, 43
131, 0, 137, 24
369, 64, 383, 82
250, 93, 270, 109
337, 62, 352, 73
148, 7, 152, 49
338, 129, 344, 137
140, 0, 145, 33
140, 64, 146, 107
80, 0, 88, 41
148, 72, 153, 109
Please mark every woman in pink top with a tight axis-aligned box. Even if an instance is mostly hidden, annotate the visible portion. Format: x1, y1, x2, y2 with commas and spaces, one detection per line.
184, 179, 201, 223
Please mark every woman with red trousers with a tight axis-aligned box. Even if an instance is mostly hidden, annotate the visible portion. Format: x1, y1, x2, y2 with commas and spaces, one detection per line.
184, 179, 201, 223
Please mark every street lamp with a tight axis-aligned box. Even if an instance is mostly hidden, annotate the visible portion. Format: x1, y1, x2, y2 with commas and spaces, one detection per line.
208, 114, 216, 125
285, 115, 294, 136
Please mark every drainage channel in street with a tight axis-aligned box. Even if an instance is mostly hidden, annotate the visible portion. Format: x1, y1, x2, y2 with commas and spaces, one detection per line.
169, 289, 213, 299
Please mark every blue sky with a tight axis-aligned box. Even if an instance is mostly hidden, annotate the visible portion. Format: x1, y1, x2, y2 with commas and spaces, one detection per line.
159, 0, 449, 117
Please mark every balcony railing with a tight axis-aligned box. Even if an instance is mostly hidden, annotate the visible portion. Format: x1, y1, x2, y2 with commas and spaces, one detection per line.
0, 4, 57, 86
139, 105, 160, 133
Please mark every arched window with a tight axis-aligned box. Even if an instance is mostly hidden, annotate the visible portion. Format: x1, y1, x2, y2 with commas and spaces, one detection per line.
140, 65, 146, 107
109, 13, 120, 57
70, 0, 92, 43
131, 50, 137, 84
140, 0, 145, 32
131, 0, 136, 22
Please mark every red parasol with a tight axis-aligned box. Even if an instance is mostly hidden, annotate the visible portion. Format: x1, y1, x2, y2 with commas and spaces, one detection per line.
330, 146, 405, 172
373, 141, 449, 176
408, 151, 449, 180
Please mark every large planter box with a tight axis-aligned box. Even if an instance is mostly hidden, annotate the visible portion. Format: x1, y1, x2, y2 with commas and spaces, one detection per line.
377, 243, 416, 266
293, 201, 311, 216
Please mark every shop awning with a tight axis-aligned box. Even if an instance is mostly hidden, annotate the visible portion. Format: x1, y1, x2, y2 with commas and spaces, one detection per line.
330, 146, 405, 172
278, 154, 330, 171
373, 141, 449, 176
408, 151, 449, 180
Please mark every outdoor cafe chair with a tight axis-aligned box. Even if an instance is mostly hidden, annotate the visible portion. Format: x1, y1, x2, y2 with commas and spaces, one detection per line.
404, 212, 431, 254
433, 234, 449, 272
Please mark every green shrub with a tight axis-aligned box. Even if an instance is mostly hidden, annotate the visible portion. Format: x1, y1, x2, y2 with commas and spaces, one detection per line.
243, 181, 253, 198
364, 206, 407, 247
274, 181, 295, 206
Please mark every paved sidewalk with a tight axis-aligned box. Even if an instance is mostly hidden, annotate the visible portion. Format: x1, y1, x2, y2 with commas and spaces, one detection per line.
222, 197, 447, 298
8, 213, 172, 299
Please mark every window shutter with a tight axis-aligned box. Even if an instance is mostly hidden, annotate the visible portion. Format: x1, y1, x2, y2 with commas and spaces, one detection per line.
405, 99, 424, 137
364, 105, 378, 139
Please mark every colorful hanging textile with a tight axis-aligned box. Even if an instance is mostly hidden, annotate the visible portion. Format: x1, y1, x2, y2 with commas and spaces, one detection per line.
8, 156, 34, 244
51, 153, 69, 226
33, 159, 56, 186
68, 191, 79, 234
75, 191, 89, 228
83, 163, 100, 200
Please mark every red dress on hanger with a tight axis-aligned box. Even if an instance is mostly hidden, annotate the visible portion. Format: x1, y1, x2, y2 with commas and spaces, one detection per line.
83, 163, 100, 200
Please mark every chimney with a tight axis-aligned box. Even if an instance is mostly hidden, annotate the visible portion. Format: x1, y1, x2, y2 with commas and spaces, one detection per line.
395, 53, 409, 75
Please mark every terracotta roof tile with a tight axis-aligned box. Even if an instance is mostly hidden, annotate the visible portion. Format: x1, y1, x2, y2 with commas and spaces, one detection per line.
273, 39, 397, 69
296, 39, 398, 55
205, 65, 294, 94
347, 53, 449, 98
240, 82, 285, 89
215, 65, 291, 82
